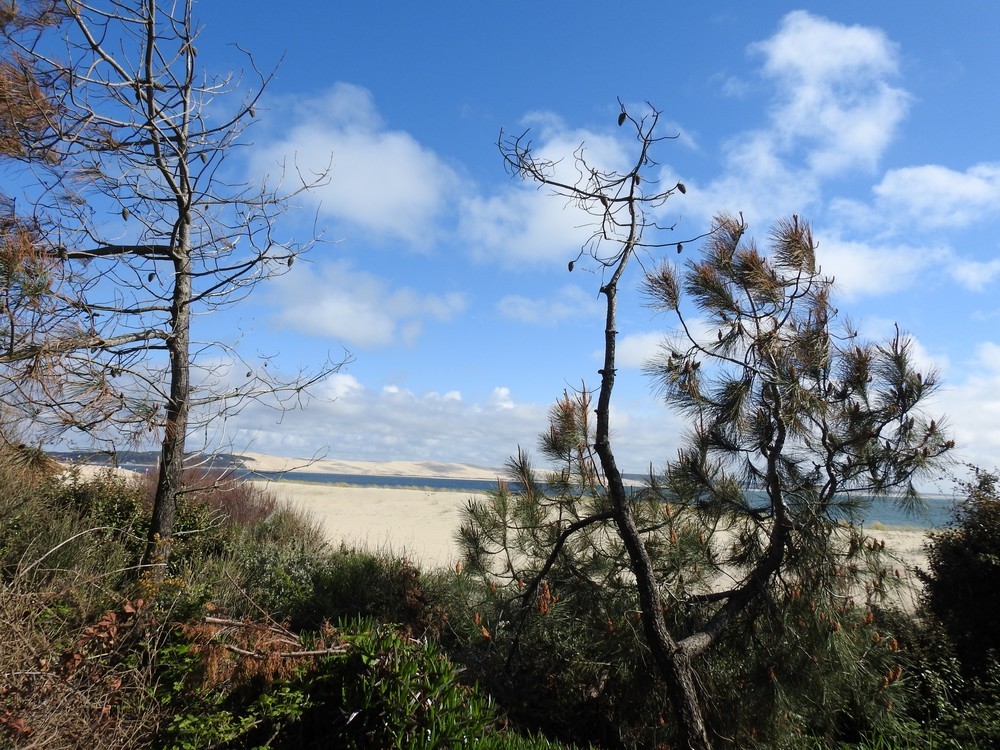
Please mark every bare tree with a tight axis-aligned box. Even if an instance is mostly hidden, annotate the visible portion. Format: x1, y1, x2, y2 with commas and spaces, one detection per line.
493, 103, 715, 748
475, 103, 953, 749
0, 0, 342, 569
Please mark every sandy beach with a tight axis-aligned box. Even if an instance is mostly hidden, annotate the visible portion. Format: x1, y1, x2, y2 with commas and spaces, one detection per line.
71, 451, 935, 596
255, 473, 933, 610
241, 452, 503, 567
259, 479, 481, 568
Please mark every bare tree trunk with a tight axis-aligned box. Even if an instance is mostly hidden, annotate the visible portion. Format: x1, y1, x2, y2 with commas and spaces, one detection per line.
144, 222, 191, 569
594, 275, 713, 750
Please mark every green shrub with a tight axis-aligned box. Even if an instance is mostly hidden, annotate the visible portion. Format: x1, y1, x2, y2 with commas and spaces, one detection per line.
0, 444, 582, 748
319, 620, 500, 748
225, 537, 321, 618
295, 548, 440, 632
699, 596, 916, 748
0, 583, 160, 748
872, 580, 1000, 748
154, 623, 314, 750
152, 616, 570, 750
919, 471, 1000, 677
450, 454, 915, 749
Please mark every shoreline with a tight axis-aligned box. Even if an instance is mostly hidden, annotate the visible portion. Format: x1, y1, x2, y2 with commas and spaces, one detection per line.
255, 479, 933, 585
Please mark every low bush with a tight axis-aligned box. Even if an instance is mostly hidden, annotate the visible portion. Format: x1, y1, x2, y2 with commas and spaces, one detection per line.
296, 548, 441, 633
152, 615, 579, 750
0, 448, 585, 749
881, 468, 1000, 749
918, 470, 1000, 677
0, 580, 160, 749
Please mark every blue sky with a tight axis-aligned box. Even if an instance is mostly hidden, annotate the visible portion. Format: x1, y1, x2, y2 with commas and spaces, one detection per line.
175, 2, 1000, 479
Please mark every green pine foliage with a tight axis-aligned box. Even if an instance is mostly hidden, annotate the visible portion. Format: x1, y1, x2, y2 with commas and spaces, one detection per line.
453, 215, 955, 748
453, 391, 916, 748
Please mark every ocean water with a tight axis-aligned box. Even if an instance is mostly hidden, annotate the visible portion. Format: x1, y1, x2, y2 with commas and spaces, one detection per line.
851, 496, 955, 529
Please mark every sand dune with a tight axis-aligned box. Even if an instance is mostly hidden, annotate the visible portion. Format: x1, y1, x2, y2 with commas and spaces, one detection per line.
240, 451, 500, 481
80, 448, 930, 603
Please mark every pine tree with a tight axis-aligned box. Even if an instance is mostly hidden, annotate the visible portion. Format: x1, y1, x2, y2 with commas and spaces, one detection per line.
461, 104, 954, 748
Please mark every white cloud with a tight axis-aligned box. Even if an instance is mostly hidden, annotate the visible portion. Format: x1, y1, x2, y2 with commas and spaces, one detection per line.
319, 373, 364, 400
812, 232, 1000, 296
851, 319, 951, 378
220, 370, 691, 476
497, 284, 603, 324
487, 386, 515, 410
689, 12, 909, 228
932, 342, 1000, 473
615, 332, 665, 370
270, 261, 466, 348
227, 377, 548, 468
681, 144, 820, 227
948, 257, 1000, 292
613, 316, 719, 371
459, 116, 642, 267
751, 10, 909, 176
460, 186, 594, 266
815, 235, 947, 299
461, 13, 911, 270
974, 342, 1000, 371
251, 83, 463, 246
873, 163, 1000, 230
712, 71, 751, 99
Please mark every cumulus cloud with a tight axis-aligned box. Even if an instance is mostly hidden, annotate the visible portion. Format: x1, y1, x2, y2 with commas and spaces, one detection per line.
814, 234, 947, 299
220, 369, 689, 476
812, 231, 1000, 297
689, 12, 909, 227
462, 14, 911, 270
872, 163, 1000, 230
931, 342, 1000, 472
615, 332, 665, 370
269, 261, 466, 348
680, 145, 820, 228
751, 10, 909, 176
460, 186, 594, 266
227, 377, 549, 468
317, 372, 365, 400
487, 386, 515, 410
948, 257, 1000, 292
459, 115, 638, 266
250, 83, 463, 246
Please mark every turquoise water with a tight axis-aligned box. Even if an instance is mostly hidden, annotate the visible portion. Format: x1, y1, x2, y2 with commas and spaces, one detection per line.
852, 496, 954, 529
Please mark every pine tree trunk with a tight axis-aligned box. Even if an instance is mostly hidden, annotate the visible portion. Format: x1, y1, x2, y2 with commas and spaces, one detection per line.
595, 278, 713, 750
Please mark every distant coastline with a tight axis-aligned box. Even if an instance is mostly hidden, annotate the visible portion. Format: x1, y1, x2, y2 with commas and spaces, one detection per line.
55, 449, 957, 530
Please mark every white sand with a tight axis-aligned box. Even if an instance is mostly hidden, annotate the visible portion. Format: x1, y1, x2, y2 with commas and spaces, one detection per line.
68, 451, 934, 607
258, 480, 480, 569
256, 478, 932, 601
60, 463, 142, 481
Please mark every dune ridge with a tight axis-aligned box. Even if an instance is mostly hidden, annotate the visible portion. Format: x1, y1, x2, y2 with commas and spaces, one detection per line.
240, 451, 500, 481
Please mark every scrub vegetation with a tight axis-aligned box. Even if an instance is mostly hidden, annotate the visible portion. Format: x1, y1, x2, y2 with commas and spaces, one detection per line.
1, 436, 999, 748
